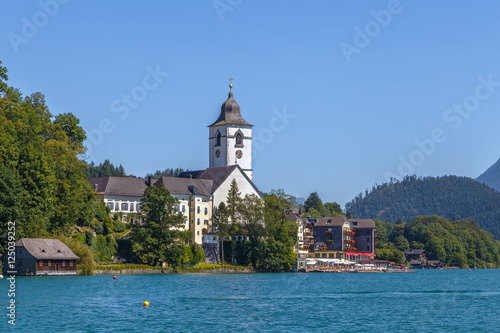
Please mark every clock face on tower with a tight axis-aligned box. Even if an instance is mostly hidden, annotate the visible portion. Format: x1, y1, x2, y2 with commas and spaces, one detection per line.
215, 149, 220, 158
236, 150, 243, 159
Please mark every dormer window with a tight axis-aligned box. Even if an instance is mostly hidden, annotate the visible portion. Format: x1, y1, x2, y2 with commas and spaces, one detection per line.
235, 132, 243, 146
215, 131, 221, 146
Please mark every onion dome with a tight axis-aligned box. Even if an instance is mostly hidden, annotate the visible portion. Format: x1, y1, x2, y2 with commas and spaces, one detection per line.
210, 82, 252, 127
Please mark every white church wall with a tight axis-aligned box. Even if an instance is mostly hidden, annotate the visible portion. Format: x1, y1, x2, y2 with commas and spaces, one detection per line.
213, 168, 262, 209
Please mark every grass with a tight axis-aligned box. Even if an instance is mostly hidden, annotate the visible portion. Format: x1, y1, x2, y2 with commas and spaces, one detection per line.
177, 263, 253, 273
94, 264, 163, 271
93, 263, 253, 273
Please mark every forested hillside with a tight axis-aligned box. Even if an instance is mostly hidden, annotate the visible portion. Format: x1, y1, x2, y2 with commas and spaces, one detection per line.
0, 61, 96, 251
145, 167, 187, 178
375, 215, 500, 268
84, 159, 126, 178
346, 175, 500, 239
476, 157, 500, 192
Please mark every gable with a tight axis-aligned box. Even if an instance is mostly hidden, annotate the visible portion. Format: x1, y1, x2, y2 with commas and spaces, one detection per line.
212, 166, 263, 208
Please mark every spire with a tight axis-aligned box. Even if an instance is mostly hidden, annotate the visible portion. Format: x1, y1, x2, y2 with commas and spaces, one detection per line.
209, 78, 252, 127
228, 77, 233, 98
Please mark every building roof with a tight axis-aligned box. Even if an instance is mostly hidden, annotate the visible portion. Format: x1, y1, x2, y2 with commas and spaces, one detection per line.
16, 238, 79, 260
285, 214, 301, 222
179, 165, 263, 198
209, 89, 252, 127
404, 249, 426, 255
348, 219, 375, 229
314, 216, 346, 227
154, 177, 213, 197
86, 177, 148, 197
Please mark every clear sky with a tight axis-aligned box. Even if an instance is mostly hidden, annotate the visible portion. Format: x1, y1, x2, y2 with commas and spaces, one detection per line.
1, 1, 500, 207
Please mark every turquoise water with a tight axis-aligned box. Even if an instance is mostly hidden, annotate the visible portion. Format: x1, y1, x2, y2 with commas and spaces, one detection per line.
1, 270, 499, 332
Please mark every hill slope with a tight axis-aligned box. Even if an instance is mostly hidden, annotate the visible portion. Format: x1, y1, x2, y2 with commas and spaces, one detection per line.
476, 158, 500, 192
345, 175, 500, 239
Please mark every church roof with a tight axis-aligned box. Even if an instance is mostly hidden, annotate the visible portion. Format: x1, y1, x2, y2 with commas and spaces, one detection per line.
179, 165, 238, 193
179, 165, 263, 198
209, 88, 252, 127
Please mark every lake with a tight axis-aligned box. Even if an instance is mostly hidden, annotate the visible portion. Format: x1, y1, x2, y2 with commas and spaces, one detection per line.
1, 270, 499, 332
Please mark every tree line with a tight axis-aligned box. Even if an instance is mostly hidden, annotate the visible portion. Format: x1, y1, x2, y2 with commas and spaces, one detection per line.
213, 181, 298, 272
375, 215, 500, 268
346, 175, 500, 240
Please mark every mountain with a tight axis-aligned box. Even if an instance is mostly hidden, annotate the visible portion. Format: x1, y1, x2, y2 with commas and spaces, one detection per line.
476, 158, 500, 192
345, 175, 500, 240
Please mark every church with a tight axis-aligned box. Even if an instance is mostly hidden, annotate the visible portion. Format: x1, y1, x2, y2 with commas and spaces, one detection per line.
86, 81, 263, 244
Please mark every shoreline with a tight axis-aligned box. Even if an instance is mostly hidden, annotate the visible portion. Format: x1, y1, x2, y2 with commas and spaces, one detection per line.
91, 268, 255, 275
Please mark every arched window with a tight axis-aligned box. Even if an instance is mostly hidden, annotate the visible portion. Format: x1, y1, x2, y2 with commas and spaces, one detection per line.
215, 131, 221, 146
197, 218, 200, 225
235, 132, 243, 146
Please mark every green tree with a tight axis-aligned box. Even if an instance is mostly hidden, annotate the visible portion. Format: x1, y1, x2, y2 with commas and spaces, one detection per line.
375, 247, 404, 263
237, 194, 265, 238
394, 235, 410, 252
129, 185, 183, 266
213, 201, 230, 263
303, 192, 326, 216
324, 202, 343, 217
374, 220, 393, 248
58, 236, 95, 275
0, 164, 22, 253
226, 178, 241, 224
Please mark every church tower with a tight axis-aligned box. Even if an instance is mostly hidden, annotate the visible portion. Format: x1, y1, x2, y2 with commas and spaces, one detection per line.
209, 80, 253, 180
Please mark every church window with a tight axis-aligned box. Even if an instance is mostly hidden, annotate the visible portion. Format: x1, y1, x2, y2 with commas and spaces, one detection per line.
182, 205, 186, 213
235, 132, 243, 146
204, 220, 208, 225
197, 206, 201, 214
197, 218, 200, 225
204, 207, 208, 215
215, 131, 221, 146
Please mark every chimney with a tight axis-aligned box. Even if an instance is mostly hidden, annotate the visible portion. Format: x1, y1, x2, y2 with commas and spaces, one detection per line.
94, 184, 98, 191
147, 176, 152, 187
189, 174, 192, 179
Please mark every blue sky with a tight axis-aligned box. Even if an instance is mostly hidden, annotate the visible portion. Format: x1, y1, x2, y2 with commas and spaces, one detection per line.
1, 1, 500, 207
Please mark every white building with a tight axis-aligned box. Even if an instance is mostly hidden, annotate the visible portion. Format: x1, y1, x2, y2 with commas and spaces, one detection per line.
209, 82, 253, 181
86, 82, 263, 244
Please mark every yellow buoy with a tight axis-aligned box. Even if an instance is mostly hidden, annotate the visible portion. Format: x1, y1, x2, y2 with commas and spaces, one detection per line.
143, 301, 149, 307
